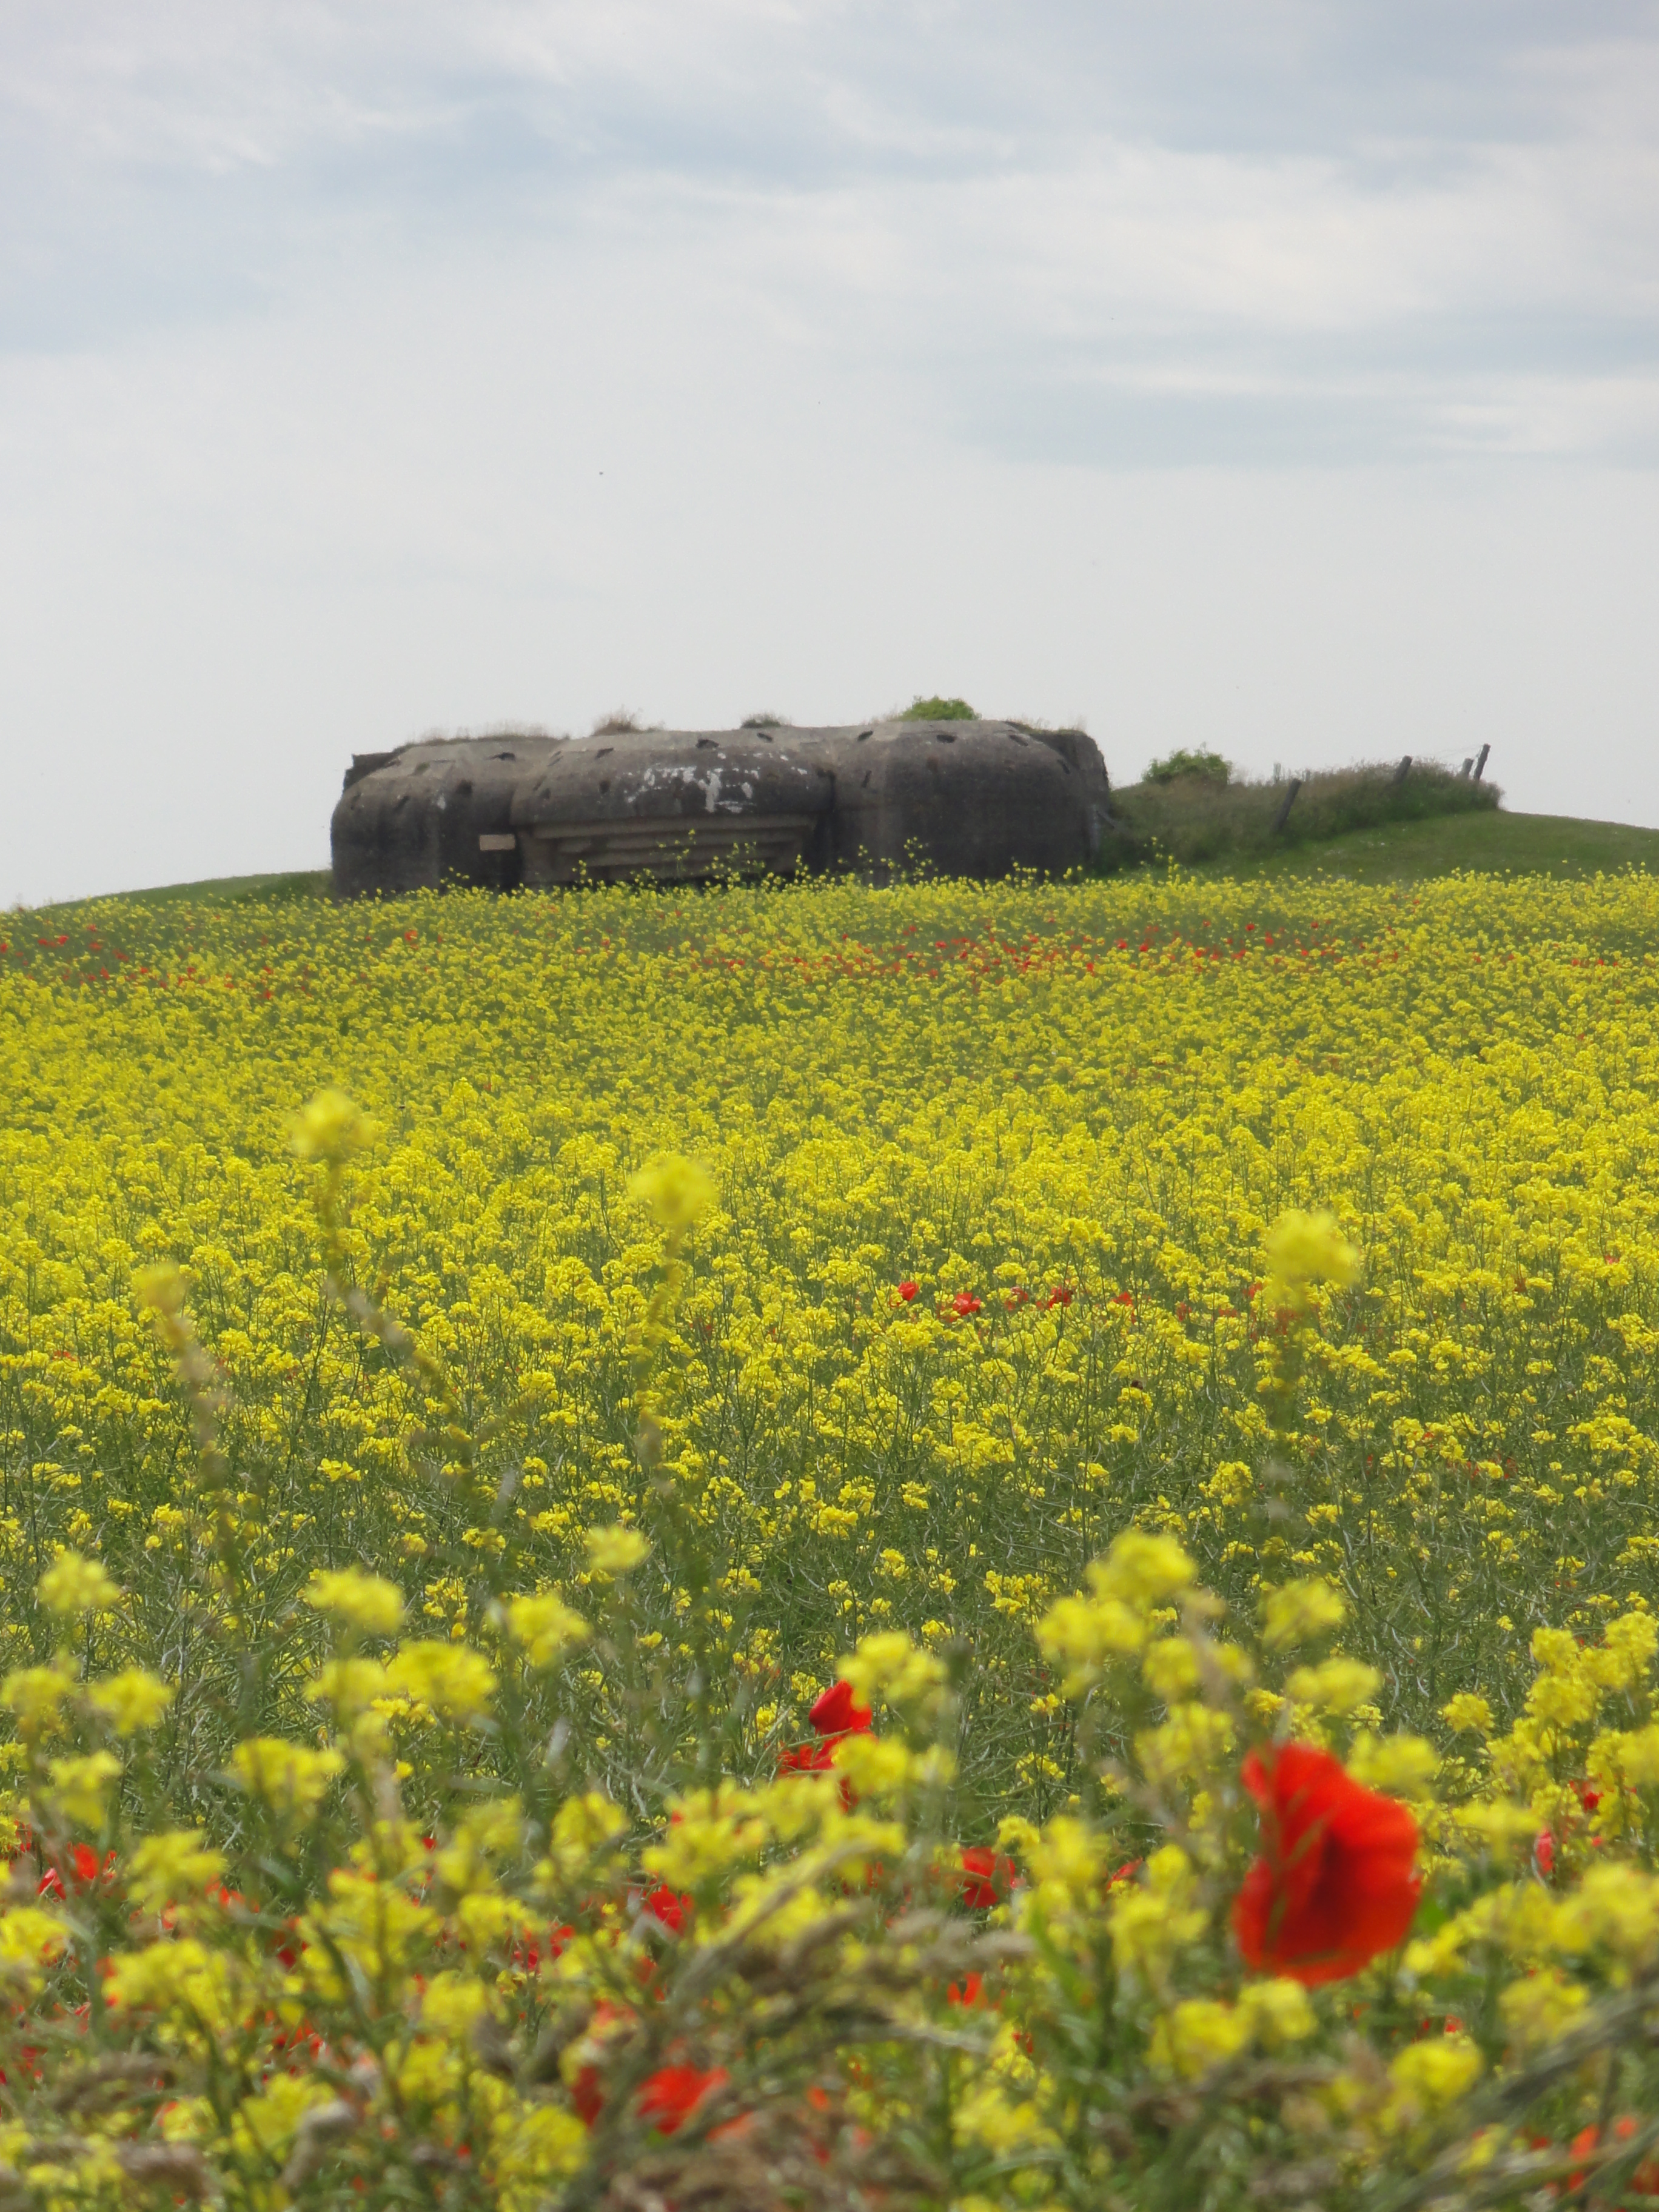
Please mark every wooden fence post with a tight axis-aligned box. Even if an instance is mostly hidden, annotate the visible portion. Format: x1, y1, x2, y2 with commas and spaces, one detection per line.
1392, 756, 1412, 786
1473, 743, 1490, 782
1272, 778, 1303, 834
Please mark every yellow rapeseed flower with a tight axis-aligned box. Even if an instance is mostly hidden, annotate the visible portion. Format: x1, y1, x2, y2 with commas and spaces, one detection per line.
1261, 1208, 1361, 1316
18, 864, 1659, 2200
231, 1738, 346, 1817
503, 1592, 589, 1668
1141, 1635, 1203, 1700
128, 1831, 228, 1912
1261, 1578, 1347, 1651
290, 1088, 376, 1161
306, 1658, 391, 1715
303, 1568, 407, 1636
546, 1792, 629, 1881
1149, 1999, 1252, 2079
1092, 1532, 1196, 1607
583, 1526, 650, 1578
1108, 1845, 1207, 1989
383, 1642, 497, 1721
1441, 1693, 1494, 1737
45, 1750, 121, 1827
37, 1549, 120, 1618
1499, 1967, 1589, 2051
1347, 1732, 1439, 1798
1034, 1589, 1147, 1695
0, 1906, 70, 1993
85, 1667, 174, 1736
1237, 1977, 1316, 2047
2, 1658, 77, 1737
1387, 2037, 1483, 2127
840, 1629, 946, 1709
1553, 1863, 1659, 1973
628, 1153, 716, 1233
1285, 1657, 1383, 1716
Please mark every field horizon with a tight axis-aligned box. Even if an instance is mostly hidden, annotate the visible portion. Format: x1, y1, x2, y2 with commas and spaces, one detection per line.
21, 802, 1659, 917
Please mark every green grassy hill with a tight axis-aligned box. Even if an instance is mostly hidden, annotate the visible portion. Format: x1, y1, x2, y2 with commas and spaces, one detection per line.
78, 868, 335, 910
1193, 808, 1659, 882
27, 808, 1659, 918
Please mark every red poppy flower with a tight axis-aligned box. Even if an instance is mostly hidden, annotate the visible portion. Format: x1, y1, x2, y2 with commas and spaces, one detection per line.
951, 1291, 983, 1318
809, 1680, 873, 1740
1047, 1285, 1073, 1309
637, 2064, 729, 2137
1574, 2118, 1659, 2197
778, 1738, 837, 1776
1233, 1744, 1420, 1986
897, 1280, 919, 1302
572, 2065, 605, 2125
513, 1923, 574, 1972
780, 1680, 874, 1806
947, 1971, 987, 2007
642, 1885, 692, 1935
38, 1844, 111, 1898
957, 1847, 1016, 1909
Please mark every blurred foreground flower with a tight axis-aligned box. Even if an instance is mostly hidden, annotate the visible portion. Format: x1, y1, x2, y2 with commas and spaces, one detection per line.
629, 1153, 716, 1234
635, 2063, 729, 2137
1233, 1741, 1420, 1985
303, 1568, 406, 1637
957, 1846, 1017, 1909
779, 1677, 874, 1783
290, 1088, 376, 1162
1261, 1207, 1361, 1318
585, 1526, 650, 1578
38, 1549, 121, 1619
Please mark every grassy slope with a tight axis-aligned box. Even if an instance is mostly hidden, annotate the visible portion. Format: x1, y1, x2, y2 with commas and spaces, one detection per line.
1199, 808, 1659, 882
30, 811, 1659, 917
87, 868, 336, 909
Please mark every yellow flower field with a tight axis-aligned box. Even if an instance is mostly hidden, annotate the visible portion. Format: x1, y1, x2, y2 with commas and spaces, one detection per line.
2, 866, 1659, 2210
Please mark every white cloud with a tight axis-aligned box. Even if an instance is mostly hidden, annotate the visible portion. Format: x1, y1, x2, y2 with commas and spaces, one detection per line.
7, 4, 1657, 397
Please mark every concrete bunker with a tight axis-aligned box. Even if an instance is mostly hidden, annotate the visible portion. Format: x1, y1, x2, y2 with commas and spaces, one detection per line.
331, 719, 1113, 896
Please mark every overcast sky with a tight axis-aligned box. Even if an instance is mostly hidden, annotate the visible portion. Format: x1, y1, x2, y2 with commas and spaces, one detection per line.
4, 1, 1658, 903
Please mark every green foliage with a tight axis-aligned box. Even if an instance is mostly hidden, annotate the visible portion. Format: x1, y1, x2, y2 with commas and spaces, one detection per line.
1230, 807, 1659, 884
900, 695, 976, 721
1144, 748, 1232, 786
1105, 758, 1501, 871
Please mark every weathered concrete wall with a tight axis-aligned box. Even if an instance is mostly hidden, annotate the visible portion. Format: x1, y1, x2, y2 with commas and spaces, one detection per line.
512, 727, 838, 887
330, 720, 1113, 894
814, 719, 1110, 880
331, 734, 565, 899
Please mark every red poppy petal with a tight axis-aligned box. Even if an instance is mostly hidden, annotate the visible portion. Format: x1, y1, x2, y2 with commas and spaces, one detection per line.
779, 1740, 836, 1774
809, 1680, 873, 1738
1234, 1743, 1421, 1985
636, 2065, 728, 2137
